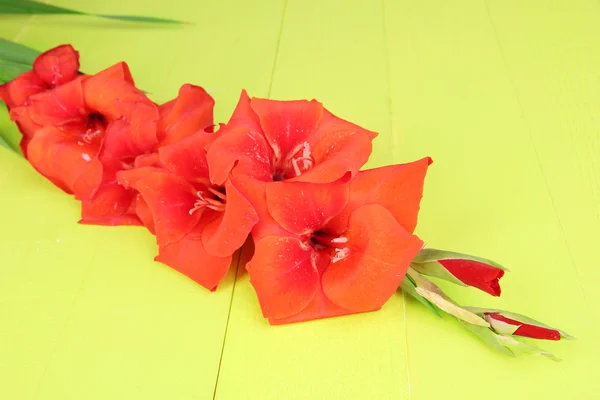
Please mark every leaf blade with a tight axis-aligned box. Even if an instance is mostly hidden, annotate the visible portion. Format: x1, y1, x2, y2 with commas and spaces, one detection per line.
0, 0, 188, 24
413, 248, 509, 271
0, 58, 33, 83
0, 38, 40, 65
399, 276, 442, 318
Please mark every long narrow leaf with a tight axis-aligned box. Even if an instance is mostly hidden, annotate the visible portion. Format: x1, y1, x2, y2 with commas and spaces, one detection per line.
0, 0, 189, 24
0, 58, 33, 83
0, 38, 40, 64
0, 134, 13, 151
400, 276, 442, 318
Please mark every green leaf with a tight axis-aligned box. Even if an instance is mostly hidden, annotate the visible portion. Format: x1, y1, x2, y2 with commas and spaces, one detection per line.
413, 248, 509, 271
0, 0, 80, 15
415, 287, 490, 327
0, 38, 40, 65
458, 320, 561, 361
406, 267, 450, 296
0, 134, 13, 151
457, 319, 517, 358
0, 38, 41, 83
0, 0, 189, 24
465, 307, 575, 340
486, 318, 520, 336
400, 276, 442, 318
0, 57, 32, 84
97, 14, 191, 25
410, 261, 467, 286
406, 268, 489, 327
496, 335, 562, 362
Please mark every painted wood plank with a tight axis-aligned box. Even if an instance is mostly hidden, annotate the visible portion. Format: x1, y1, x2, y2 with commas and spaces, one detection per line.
0, 1, 284, 399
214, 1, 412, 399
384, 0, 595, 399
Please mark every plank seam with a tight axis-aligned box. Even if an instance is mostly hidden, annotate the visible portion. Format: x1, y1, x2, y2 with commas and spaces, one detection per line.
211, 250, 243, 400
266, 0, 289, 98
381, 1, 413, 397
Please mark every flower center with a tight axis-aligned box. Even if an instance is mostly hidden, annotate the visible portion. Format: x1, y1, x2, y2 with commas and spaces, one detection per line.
78, 113, 106, 145
310, 230, 350, 263
189, 187, 227, 214
291, 141, 315, 177
272, 142, 316, 181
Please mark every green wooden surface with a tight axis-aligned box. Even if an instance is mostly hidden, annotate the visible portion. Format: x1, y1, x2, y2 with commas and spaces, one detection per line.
0, 1, 598, 399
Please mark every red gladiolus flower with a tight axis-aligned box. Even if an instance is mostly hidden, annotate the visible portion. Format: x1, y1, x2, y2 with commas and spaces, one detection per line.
117, 131, 259, 291
76, 80, 214, 226
206, 90, 377, 186
0, 45, 80, 154
245, 164, 428, 324
10, 61, 159, 225
8, 48, 215, 227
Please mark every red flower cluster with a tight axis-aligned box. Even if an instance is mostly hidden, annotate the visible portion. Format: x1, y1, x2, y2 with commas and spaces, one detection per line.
2, 45, 573, 360
1, 45, 431, 324
1, 45, 214, 226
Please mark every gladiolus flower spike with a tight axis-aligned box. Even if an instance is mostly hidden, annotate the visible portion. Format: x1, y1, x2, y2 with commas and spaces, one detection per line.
0, 44, 573, 362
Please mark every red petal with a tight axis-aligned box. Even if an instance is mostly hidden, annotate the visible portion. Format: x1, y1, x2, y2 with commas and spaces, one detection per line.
0, 71, 47, 108
315, 108, 378, 140
33, 44, 80, 87
158, 130, 213, 182
228, 90, 263, 132
72, 157, 103, 200
90, 62, 134, 84
116, 165, 164, 188
0, 82, 9, 105
268, 289, 357, 325
291, 131, 373, 183
79, 182, 140, 226
205, 90, 273, 185
265, 176, 350, 235
117, 168, 201, 245
83, 74, 150, 121
327, 157, 432, 235
322, 204, 424, 312
26, 125, 101, 194
246, 236, 319, 319
250, 97, 323, 167
10, 106, 42, 149
135, 194, 156, 234
134, 152, 161, 168
233, 175, 295, 240
488, 313, 561, 340
206, 125, 273, 186
26, 76, 87, 128
100, 104, 158, 160
155, 224, 233, 291
157, 84, 214, 146
268, 250, 360, 325
438, 259, 504, 297
201, 179, 259, 257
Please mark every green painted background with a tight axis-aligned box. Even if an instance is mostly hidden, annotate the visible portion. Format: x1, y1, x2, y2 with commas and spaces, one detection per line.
1, 1, 598, 398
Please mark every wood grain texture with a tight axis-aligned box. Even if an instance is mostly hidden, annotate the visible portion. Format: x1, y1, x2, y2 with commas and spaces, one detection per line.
0, 0, 598, 399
